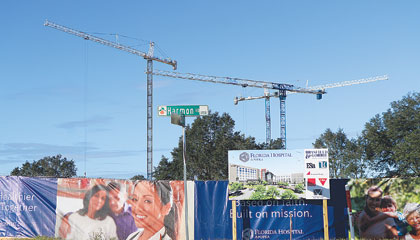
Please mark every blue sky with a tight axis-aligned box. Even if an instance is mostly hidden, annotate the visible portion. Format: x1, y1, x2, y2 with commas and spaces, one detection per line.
1, 1, 419, 179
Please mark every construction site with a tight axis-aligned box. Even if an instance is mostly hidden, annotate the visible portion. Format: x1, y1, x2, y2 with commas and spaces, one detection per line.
1, 1, 419, 240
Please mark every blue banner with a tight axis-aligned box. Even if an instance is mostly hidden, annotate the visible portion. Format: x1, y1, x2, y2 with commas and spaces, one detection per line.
194, 179, 349, 240
0, 176, 57, 238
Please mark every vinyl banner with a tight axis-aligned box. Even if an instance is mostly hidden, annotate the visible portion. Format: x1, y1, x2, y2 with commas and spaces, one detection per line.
55, 178, 187, 240
348, 178, 420, 240
1, 177, 349, 239
0, 176, 57, 238
195, 179, 349, 240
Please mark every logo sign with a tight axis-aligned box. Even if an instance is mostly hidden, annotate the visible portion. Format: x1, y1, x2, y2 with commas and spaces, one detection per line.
319, 178, 328, 186
158, 105, 209, 117
239, 152, 250, 163
242, 228, 254, 240
319, 161, 328, 169
304, 149, 330, 199
306, 163, 316, 168
305, 149, 328, 159
307, 178, 316, 186
313, 189, 323, 195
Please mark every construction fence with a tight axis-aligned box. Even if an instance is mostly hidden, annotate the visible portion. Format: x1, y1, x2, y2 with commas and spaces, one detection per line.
5, 176, 412, 239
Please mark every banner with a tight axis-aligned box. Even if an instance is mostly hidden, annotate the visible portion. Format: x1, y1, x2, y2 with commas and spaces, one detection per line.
55, 178, 186, 240
195, 179, 349, 240
348, 178, 420, 240
0, 176, 57, 238
1, 177, 349, 239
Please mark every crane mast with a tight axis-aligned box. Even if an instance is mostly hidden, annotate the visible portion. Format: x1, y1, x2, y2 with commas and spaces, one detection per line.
235, 75, 389, 145
150, 70, 325, 148
45, 20, 177, 180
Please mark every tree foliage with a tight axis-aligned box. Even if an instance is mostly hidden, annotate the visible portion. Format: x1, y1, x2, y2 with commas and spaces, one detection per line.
313, 92, 420, 178
153, 111, 283, 180
349, 178, 420, 213
10, 154, 77, 178
130, 174, 146, 181
313, 128, 367, 178
280, 189, 298, 199
362, 92, 420, 177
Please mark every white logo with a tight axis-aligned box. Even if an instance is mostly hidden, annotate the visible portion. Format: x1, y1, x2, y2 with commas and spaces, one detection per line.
242, 228, 254, 240
239, 152, 250, 163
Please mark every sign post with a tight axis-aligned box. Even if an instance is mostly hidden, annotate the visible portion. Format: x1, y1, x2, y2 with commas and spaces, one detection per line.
171, 113, 188, 240
168, 107, 208, 240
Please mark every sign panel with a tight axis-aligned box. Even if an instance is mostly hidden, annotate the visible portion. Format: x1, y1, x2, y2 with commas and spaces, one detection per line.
228, 149, 329, 200
304, 149, 330, 199
158, 105, 209, 117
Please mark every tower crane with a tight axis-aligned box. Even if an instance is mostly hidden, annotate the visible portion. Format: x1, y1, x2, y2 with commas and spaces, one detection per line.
234, 75, 389, 145
149, 69, 326, 148
44, 20, 177, 180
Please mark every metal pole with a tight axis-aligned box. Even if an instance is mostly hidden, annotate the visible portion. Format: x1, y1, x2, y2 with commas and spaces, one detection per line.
279, 90, 287, 149
146, 59, 153, 180
183, 126, 189, 240
264, 88, 271, 144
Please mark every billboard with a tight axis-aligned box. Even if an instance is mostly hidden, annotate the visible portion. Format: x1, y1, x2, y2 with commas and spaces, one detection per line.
228, 149, 329, 200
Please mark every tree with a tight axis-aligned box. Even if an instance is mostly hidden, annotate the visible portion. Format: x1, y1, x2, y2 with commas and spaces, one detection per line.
362, 92, 420, 177
280, 189, 298, 199
11, 154, 77, 178
130, 174, 146, 181
229, 182, 244, 192
153, 156, 180, 180
313, 128, 367, 178
294, 184, 305, 193
153, 112, 279, 180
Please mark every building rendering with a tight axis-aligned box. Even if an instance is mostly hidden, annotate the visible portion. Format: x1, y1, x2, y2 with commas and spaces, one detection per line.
229, 164, 303, 184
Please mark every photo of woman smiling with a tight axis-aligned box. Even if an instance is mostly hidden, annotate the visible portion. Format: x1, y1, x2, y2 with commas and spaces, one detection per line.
127, 181, 178, 240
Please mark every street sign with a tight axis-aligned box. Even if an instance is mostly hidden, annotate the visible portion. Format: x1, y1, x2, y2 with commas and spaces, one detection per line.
158, 105, 209, 117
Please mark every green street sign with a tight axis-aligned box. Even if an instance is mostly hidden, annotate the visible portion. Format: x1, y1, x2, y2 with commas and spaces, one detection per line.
158, 105, 209, 117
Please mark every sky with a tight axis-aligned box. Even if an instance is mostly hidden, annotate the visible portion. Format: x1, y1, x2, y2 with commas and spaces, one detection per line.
1, 1, 419, 179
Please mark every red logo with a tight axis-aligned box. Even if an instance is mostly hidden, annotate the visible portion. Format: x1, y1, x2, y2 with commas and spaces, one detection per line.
306, 171, 311, 175
319, 178, 328, 186
307, 178, 316, 186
